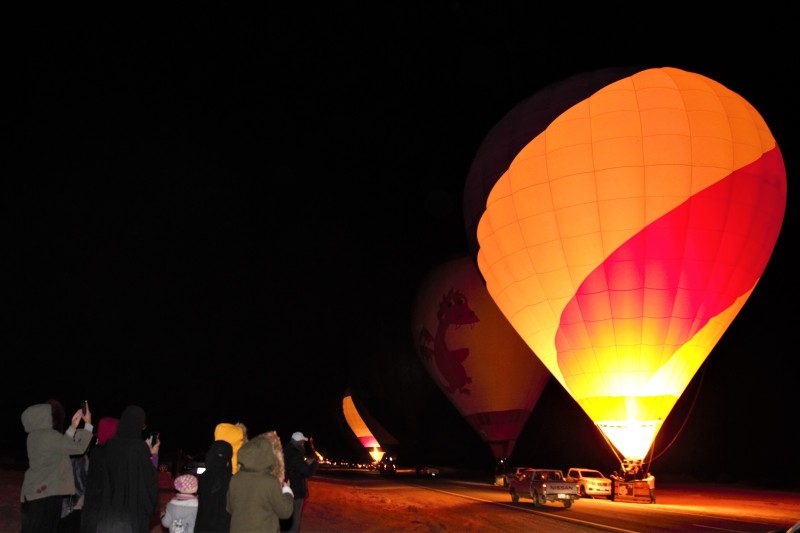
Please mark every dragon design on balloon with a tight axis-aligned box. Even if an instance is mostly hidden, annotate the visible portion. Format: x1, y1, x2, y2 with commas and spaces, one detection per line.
418, 288, 477, 395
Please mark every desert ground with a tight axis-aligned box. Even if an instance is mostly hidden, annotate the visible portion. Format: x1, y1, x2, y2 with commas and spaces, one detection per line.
3, 467, 799, 532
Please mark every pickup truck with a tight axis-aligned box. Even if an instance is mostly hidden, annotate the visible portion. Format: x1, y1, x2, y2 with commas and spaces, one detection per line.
501, 466, 534, 487
508, 468, 580, 509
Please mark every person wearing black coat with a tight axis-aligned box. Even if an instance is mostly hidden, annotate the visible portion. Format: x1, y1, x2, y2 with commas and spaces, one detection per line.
195, 440, 233, 533
80, 416, 118, 533
95, 405, 159, 533
282, 432, 319, 533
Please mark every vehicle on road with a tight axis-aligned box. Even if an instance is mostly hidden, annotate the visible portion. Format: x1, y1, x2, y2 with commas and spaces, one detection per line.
181, 461, 206, 476
378, 456, 396, 476
565, 467, 612, 498
416, 465, 440, 477
501, 466, 534, 487
179, 451, 207, 476
508, 468, 580, 509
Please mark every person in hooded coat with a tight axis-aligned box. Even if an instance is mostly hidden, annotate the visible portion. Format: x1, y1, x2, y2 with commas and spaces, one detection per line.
79, 416, 119, 533
195, 440, 233, 533
20, 403, 94, 533
226, 431, 293, 533
42, 398, 89, 533
96, 405, 159, 533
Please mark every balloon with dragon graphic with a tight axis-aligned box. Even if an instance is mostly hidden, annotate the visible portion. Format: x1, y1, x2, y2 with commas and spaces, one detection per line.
411, 254, 551, 461
463, 66, 787, 464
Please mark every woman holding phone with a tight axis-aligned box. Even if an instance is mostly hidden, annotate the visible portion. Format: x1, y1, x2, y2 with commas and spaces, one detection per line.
20, 400, 94, 532
95, 405, 159, 532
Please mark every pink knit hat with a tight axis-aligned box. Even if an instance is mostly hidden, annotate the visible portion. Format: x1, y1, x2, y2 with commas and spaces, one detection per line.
174, 474, 198, 494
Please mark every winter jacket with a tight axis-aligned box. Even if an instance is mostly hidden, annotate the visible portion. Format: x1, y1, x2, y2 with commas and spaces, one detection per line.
20, 403, 93, 503
214, 423, 246, 474
195, 440, 233, 533
80, 417, 119, 533
283, 439, 318, 500
227, 433, 293, 533
96, 405, 158, 533
162, 495, 199, 533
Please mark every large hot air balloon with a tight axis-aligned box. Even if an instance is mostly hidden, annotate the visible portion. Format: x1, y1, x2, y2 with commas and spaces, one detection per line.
463, 66, 786, 465
411, 254, 551, 461
342, 388, 398, 463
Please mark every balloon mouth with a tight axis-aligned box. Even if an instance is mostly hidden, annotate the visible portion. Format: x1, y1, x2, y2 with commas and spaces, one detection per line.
596, 419, 662, 463
368, 448, 385, 463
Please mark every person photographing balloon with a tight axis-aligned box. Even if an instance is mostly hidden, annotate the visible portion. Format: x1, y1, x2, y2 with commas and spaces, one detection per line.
20, 401, 94, 531
283, 431, 319, 533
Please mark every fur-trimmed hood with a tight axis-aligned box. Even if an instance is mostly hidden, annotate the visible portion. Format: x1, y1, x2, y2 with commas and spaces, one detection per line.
237, 431, 284, 481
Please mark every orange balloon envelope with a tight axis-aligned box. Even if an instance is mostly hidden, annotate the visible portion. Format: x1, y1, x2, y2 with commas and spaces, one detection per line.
411, 255, 551, 460
465, 67, 786, 462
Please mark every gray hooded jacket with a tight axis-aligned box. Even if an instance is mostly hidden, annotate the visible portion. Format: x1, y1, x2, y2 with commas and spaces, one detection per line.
20, 403, 93, 502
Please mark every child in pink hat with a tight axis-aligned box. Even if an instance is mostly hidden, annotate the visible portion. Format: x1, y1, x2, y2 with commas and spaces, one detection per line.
161, 474, 199, 533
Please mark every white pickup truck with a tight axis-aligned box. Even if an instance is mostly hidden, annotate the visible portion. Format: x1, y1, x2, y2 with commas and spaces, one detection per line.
507, 468, 580, 509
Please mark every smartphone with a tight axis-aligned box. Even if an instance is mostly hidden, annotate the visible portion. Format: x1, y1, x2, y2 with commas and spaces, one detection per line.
150, 431, 159, 446
81, 400, 88, 415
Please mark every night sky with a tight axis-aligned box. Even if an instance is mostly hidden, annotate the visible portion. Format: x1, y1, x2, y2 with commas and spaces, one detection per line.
6, 8, 797, 486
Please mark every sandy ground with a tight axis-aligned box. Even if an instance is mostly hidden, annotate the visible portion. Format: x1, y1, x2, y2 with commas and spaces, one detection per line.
4, 468, 461, 533
3, 468, 799, 532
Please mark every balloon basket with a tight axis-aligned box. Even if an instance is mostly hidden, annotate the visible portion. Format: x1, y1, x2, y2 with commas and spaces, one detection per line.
612, 480, 653, 504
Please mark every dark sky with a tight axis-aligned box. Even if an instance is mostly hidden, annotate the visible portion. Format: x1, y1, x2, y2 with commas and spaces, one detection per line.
6, 8, 796, 484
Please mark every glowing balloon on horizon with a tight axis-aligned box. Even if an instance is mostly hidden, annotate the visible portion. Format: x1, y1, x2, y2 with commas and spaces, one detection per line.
342, 388, 397, 463
411, 254, 551, 460
464, 67, 786, 463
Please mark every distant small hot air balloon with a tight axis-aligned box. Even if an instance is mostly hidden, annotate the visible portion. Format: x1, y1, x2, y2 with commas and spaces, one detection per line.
342, 388, 397, 463
464, 67, 786, 464
411, 254, 551, 461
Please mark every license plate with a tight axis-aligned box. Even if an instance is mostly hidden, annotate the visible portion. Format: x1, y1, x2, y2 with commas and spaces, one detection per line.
557, 494, 567, 499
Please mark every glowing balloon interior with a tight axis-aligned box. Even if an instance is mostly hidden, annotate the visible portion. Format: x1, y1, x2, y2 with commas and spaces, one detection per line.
469, 67, 786, 462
